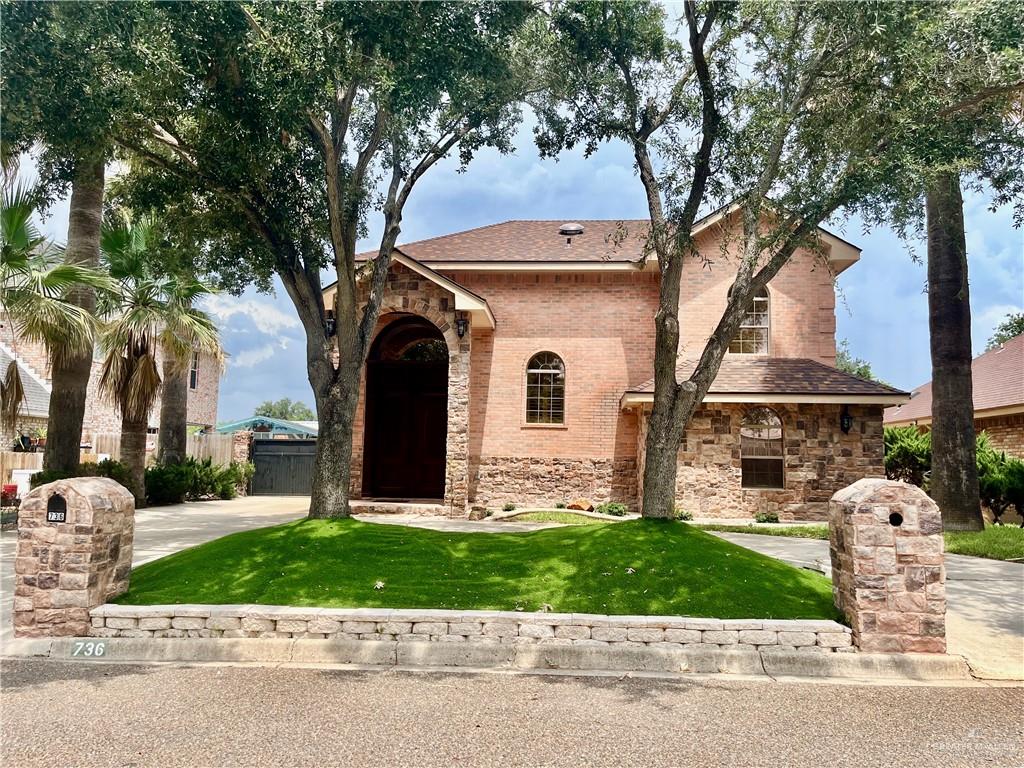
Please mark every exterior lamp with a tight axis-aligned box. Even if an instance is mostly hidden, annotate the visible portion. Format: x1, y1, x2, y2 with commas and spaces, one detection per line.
455, 316, 469, 338
840, 406, 853, 435
324, 311, 337, 338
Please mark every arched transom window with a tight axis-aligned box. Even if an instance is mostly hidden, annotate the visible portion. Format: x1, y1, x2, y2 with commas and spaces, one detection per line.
740, 407, 784, 489
526, 352, 565, 424
728, 286, 770, 354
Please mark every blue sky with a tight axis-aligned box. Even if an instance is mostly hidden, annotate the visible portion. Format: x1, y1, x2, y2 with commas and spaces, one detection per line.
30, 121, 1024, 423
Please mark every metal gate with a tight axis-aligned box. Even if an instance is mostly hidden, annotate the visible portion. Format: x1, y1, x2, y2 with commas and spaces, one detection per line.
250, 439, 317, 496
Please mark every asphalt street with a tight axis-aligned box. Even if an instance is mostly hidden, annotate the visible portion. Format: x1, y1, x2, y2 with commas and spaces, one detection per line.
2, 660, 1022, 768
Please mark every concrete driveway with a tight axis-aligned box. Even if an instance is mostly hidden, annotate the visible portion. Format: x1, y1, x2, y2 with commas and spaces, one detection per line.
710, 531, 1024, 680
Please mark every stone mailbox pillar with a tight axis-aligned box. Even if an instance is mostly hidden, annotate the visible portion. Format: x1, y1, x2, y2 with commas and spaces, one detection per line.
13, 477, 134, 638
829, 478, 946, 653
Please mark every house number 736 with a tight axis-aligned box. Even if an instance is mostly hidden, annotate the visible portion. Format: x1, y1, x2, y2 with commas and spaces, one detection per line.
71, 641, 106, 657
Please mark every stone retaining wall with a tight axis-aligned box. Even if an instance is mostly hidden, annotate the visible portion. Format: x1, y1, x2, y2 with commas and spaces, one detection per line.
89, 605, 853, 653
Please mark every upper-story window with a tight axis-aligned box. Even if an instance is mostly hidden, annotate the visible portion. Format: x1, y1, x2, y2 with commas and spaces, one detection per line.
740, 407, 784, 489
189, 352, 200, 390
526, 352, 565, 424
728, 286, 770, 355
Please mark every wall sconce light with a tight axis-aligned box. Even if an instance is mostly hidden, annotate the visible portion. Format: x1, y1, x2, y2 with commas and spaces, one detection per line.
455, 316, 469, 338
840, 405, 853, 435
324, 310, 337, 338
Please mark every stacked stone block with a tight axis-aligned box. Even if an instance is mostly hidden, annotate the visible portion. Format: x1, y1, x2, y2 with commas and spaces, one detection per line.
90, 605, 852, 652
14, 478, 134, 637
829, 477, 946, 653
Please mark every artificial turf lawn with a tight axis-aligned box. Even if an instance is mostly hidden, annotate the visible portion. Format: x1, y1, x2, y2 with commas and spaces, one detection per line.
503, 511, 611, 525
117, 518, 840, 619
943, 526, 1024, 561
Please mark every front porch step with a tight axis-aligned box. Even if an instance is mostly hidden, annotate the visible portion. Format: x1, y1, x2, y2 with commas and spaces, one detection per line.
351, 499, 450, 516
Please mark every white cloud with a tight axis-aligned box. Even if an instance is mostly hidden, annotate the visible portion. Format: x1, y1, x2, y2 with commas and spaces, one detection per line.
203, 294, 301, 335
231, 338, 291, 369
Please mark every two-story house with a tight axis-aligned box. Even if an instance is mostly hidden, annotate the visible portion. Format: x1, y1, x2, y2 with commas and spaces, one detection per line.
325, 212, 909, 521
0, 321, 221, 451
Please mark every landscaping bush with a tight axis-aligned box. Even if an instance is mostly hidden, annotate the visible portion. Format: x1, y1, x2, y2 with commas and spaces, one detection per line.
754, 512, 780, 523
883, 426, 932, 487
977, 436, 1024, 526
594, 502, 628, 517
502, 502, 516, 512
144, 458, 256, 506
554, 502, 567, 509
29, 459, 132, 490
674, 509, 693, 521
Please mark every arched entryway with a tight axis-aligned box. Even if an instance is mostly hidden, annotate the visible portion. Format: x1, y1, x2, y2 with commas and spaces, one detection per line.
362, 314, 449, 499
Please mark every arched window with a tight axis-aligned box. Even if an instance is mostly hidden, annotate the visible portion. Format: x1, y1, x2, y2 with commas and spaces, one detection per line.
740, 407, 784, 488
728, 286, 770, 354
526, 352, 565, 424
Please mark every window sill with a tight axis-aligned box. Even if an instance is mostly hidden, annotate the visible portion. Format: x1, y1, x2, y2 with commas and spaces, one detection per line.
741, 486, 786, 491
521, 422, 569, 430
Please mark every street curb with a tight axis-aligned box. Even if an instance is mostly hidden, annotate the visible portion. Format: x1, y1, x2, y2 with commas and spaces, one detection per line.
0, 637, 976, 683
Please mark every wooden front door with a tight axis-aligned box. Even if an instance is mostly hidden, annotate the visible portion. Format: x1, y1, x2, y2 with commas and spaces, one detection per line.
363, 360, 447, 499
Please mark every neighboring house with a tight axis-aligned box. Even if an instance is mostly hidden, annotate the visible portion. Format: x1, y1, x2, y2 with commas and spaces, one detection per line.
0, 320, 221, 450
324, 212, 907, 520
884, 333, 1024, 458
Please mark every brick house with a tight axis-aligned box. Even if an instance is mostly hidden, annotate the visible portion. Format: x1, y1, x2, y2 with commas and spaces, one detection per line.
0, 320, 220, 451
325, 212, 908, 520
884, 332, 1024, 458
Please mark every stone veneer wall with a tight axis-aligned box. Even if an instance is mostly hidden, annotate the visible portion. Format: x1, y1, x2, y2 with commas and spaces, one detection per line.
668, 403, 884, 521
469, 457, 637, 512
90, 605, 853, 653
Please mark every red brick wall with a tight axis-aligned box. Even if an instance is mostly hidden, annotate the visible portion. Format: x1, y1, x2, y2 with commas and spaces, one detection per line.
977, 413, 1024, 459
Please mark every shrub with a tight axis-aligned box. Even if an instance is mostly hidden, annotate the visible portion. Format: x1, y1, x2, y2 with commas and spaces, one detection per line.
29, 459, 132, 490
977, 437, 1024, 525
595, 502, 628, 517
554, 502, 567, 509
883, 426, 932, 487
754, 512, 780, 524
502, 502, 516, 512
144, 463, 190, 505
674, 509, 693, 521
144, 458, 256, 505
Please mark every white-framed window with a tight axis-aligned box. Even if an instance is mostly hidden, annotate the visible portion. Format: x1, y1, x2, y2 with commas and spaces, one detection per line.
728, 286, 770, 354
189, 352, 200, 390
525, 351, 565, 424
740, 407, 785, 489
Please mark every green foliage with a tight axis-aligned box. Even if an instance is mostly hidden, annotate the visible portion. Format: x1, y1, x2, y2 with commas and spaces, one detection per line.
986, 313, 1024, 350
254, 399, 315, 421
595, 502, 629, 517
117, 518, 839, 620
976, 436, 1024, 525
754, 512, 780, 524
883, 426, 933, 487
502, 502, 516, 512
944, 527, 1024, 561
694, 523, 831, 540
554, 502, 567, 509
835, 339, 888, 385
144, 458, 254, 506
674, 509, 693, 521
506, 511, 610, 526
29, 459, 132, 490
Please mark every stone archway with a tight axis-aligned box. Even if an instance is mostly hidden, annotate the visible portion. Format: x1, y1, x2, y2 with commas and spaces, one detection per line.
362, 315, 449, 499
350, 261, 473, 515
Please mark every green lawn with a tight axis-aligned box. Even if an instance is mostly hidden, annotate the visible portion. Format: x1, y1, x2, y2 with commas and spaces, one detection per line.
502, 511, 611, 526
117, 518, 840, 620
695, 524, 830, 540
944, 526, 1024, 561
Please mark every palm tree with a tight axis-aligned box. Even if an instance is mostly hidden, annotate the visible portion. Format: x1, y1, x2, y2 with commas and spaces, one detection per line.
1, 182, 112, 432
98, 213, 221, 504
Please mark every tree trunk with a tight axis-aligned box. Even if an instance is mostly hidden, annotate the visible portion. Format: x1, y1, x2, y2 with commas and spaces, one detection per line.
158, 346, 189, 465
120, 412, 148, 507
307, 359, 361, 519
43, 157, 104, 473
925, 171, 983, 531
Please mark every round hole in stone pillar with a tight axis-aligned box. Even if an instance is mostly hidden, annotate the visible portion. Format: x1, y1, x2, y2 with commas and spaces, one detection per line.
888, 511, 904, 527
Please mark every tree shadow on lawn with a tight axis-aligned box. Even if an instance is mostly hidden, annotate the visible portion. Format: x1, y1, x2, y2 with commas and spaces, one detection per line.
118, 519, 840, 621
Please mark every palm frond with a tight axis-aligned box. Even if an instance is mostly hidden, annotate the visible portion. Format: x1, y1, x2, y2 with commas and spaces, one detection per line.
0, 361, 26, 433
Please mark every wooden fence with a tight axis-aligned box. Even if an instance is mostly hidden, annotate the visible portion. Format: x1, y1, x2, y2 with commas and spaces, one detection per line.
1, 432, 236, 485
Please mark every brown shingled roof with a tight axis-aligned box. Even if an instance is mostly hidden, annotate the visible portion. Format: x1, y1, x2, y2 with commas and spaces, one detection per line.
365, 220, 652, 263
884, 333, 1024, 424
626, 357, 908, 398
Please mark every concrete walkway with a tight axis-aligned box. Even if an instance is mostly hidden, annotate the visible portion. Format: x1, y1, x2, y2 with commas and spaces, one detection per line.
709, 531, 1024, 680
